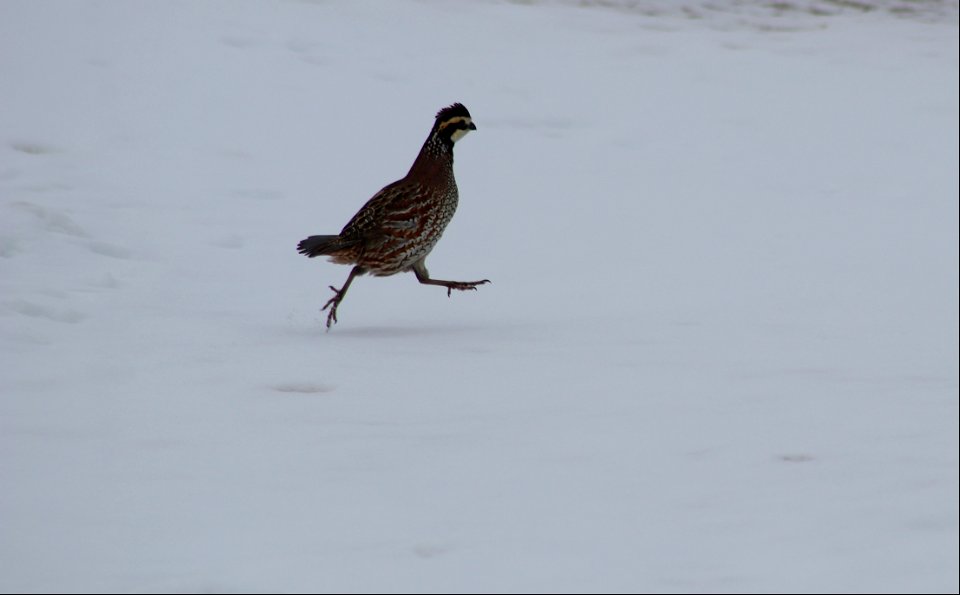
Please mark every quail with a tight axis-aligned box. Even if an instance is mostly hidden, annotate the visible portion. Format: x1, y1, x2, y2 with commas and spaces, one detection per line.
297, 103, 489, 328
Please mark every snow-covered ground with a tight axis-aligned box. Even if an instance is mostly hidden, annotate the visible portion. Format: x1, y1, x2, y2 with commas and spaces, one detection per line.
1, 1, 957, 592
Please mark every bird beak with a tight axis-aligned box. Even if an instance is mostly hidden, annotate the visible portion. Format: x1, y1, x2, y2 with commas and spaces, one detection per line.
468, 122, 477, 131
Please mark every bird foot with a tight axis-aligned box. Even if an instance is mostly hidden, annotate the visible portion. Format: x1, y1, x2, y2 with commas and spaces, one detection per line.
442, 279, 491, 297
321, 285, 344, 329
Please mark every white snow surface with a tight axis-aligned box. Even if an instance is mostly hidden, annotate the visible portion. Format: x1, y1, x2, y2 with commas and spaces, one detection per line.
1, 1, 958, 592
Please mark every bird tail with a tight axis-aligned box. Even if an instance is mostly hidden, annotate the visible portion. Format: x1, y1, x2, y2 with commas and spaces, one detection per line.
297, 235, 342, 258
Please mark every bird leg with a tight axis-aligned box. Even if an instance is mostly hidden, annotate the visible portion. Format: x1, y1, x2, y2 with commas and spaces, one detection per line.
322, 265, 364, 329
413, 261, 490, 297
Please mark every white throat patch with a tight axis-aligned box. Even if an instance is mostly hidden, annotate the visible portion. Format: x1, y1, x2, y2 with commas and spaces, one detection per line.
439, 116, 473, 143
450, 126, 471, 143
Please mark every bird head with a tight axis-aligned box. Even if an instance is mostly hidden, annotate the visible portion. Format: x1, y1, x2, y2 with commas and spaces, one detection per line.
433, 103, 477, 144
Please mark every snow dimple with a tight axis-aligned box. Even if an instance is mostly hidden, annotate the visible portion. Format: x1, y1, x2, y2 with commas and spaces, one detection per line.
7, 202, 87, 237
4, 299, 86, 324
10, 141, 61, 155
0, 235, 21, 258
86, 241, 132, 259
220, 35, 263, 49
272, 382, 335, 394
412, 543, 453, 559
778, 453, 816, 463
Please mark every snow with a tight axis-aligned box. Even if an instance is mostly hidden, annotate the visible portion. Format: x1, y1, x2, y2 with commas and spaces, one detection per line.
1, 0, 958, 592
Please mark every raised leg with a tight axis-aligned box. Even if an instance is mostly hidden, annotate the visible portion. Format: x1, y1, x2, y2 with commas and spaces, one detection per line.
413, 260, 490, 297
322, 265, 364, 329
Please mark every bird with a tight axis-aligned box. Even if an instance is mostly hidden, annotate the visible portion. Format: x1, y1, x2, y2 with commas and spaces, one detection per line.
297, 103, 489, 328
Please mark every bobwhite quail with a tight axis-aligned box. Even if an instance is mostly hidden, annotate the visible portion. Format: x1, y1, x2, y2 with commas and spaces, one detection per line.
297, 103, 489, 328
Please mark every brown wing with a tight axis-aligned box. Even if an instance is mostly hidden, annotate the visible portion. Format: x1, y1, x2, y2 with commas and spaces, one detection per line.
338, 178, 427, 242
